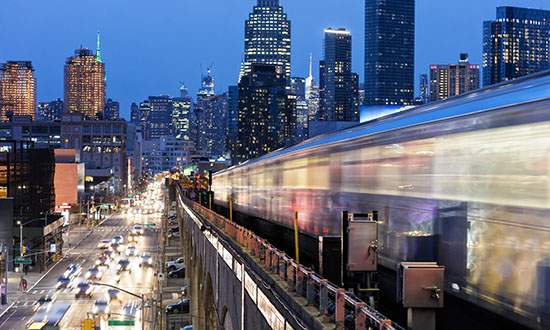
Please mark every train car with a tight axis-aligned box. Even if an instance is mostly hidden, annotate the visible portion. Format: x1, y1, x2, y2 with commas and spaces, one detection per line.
213, 71, 550, 329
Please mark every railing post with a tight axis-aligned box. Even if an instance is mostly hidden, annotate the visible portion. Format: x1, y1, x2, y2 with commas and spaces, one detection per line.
296, 266, 306, 297
279, 254, 287, 279
355, 302, 367, 330
306, 274, 315, 306
271, 250, 280, 274
287, 263, 296, 292
335, 289, 346, 329
265, 246, 272, 269
319, 279, 328, 316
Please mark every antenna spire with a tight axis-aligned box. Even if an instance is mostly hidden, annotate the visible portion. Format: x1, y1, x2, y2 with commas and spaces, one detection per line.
96, 31, 102, 63
309, 53, 313, 78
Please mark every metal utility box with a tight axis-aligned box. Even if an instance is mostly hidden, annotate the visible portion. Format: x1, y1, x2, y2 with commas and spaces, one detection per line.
347, 214, 378, 272
397, 262, 445, 308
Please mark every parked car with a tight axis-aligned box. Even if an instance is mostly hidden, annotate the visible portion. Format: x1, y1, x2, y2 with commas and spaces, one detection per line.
168, 266, 186, 279
168, 226, 179, 233
166, 299, 190, 314
168, 232, 180, 239
166, 257, 185, 271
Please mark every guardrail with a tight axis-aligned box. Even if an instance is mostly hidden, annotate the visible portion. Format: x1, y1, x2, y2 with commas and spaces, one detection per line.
181, 196, 403, 330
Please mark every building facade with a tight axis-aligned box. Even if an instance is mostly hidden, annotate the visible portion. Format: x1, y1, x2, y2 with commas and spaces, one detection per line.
319, 28, 359, 122
429, 54, 480, 102
364, 0, 415, 106
244, 0, 291, 79
0, 61, 37, 121
483, 6, 550, 86
419, 74, 429, 104
234, 64, 294, 163
141, 96, 173, 140
141, 137, 192, 175
64, 48, 105, 119
305, 55, 320, 122
104, 98, 120, 120
38, 98, 63, 122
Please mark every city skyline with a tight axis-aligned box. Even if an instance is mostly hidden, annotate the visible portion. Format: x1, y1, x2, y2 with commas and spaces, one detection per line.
0, 0, 547, 119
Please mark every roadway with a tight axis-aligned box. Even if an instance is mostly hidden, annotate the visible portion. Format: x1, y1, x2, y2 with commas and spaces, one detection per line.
0, 192, 164, 330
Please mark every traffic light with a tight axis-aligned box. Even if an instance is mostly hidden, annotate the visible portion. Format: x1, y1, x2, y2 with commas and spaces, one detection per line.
81, 318, 95, 330
22, 246, 26, 255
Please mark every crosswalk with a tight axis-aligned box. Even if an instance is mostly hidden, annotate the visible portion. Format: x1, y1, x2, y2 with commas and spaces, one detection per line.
95, 225, 133, 232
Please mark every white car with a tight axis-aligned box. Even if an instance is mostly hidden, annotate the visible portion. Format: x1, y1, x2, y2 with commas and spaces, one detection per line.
126, 245, 138, 257
112, 235, 123, 244
132, 224, 144, 235
98, 239, 110, 249
93, 299, 110, 314
166, 257, 185, 271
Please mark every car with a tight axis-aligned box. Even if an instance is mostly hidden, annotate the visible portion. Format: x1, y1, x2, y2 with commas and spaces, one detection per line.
107, 289, 122, 303
33, 295, 53, 311
63, 264, 81, 279
98, 239, 111, 249
139, 253, 153, 267
103, 250, 113, 259
55, 276, 72, 289
168, 219, 178, 226
95, 255, 110, 267
126, 245, 138, 257
168, 266, 186, 279
166, 257, 185, 271
165, 299, 190, 314
181, 326, 193, 330
110, 242, 121, 253
168, 232, 180, 239
133, 224, 144, 235
74, 282, 94, 298
112, 235, 123, 244
85, 266, 103, 280
116, 259, 131, 273
168, 226, 179, 233
92, 298, 110, 314
128, 233, 138, 244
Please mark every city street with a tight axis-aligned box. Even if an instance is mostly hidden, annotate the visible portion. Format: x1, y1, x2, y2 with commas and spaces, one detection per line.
0, 203, 163, 330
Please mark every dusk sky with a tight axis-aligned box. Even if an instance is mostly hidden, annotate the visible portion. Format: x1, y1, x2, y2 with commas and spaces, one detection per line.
1, 0, 547, 119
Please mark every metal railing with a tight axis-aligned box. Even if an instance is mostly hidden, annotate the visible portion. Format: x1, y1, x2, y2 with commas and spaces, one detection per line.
181, 195, 404, 330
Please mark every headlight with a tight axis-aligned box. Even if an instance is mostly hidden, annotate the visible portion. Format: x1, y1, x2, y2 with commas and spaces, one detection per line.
95, 260, 100, 265
148, 259, 153, 264
85, 272, 91, 278
86, 288, 93, 294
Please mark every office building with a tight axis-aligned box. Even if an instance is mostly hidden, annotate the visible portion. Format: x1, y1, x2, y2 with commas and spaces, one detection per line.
305, 55, 320, 121
244, 0, 291, 79
104, 98, 120, 120
141, 137, 193, 175
0, 61, 37, 121
172, 95, 194, 142
419, 74, 428, 104
234, 64, 294, 163
141, 96, 173, 140
365, 0, 415, 106
429, 54, 480, 102
319, 28, 359, 122
195, 71, 227, 158
38, 98, 63, 122
130, 103, 140, 124
226, 86, 239, 159
483, 6, 550, 86
64, 48, 105, 119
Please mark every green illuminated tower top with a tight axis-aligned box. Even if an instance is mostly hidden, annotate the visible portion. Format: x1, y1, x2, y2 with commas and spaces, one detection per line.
96, 31, 102, 63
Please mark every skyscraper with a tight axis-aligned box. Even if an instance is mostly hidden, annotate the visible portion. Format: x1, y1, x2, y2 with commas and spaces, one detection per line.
172, 84, 194, 142
64, 48, 105, 119
130, 103, 140, 124
104, 98, 120, 120
483, 7, 550, 86
244, 0, 291, 79
195, 71, 227, 157
234, 64, 294, 163
141, 96, 173, 140
305, 54, 320, 122
319, 28, 359, 122
37, 98, 63, 122
226, 86, 239, 158
419, 74, 428, 104
429, 54, 480, 102
364, 0, 415, 106
0, 61, 37, 121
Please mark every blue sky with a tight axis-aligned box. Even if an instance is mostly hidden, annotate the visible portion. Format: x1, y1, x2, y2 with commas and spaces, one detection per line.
0, 0, 547, 119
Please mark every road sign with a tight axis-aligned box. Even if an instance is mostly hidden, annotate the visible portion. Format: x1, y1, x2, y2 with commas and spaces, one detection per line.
50, 243, 56, 253
144, 223, 156, 227
15, 258, 31, 264
108, 320, 135, 326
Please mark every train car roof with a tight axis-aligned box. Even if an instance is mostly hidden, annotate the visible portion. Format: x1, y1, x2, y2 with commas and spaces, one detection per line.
219, 70, 550, 174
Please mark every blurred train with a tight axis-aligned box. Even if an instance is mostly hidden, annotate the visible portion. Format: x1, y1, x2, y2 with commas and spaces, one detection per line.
213, 71, 550, 329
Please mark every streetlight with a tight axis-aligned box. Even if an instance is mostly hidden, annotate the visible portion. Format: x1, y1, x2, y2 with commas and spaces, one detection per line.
90, 282, 145, 330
